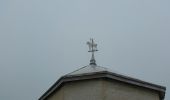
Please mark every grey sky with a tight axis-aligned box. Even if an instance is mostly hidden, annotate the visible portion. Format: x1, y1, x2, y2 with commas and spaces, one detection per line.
0, 0, 169, 100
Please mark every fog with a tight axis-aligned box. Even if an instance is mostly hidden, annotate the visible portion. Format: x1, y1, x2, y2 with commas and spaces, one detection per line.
0, 0, 169, 100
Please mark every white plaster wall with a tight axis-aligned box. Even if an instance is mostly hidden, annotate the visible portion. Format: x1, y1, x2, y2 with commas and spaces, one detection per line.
47, 79, 160, 100
102, 79, 160, 100
48, 87, 63, 100
64, 79, 102, 100
48, 79, 103, 100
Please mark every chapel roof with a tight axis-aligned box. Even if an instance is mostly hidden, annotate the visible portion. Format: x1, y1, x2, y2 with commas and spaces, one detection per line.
66, 65, 108, 76
39, 39, 166, 100
39, 65, 166, 100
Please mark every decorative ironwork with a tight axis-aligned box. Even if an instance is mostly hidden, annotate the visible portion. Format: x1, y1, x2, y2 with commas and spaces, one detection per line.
87, 38, 98, 65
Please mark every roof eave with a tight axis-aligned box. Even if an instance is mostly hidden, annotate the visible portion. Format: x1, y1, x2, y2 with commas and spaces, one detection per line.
39, 71, 166, 100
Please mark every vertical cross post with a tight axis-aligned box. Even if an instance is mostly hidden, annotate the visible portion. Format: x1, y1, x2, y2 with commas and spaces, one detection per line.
87, 38, 98, 65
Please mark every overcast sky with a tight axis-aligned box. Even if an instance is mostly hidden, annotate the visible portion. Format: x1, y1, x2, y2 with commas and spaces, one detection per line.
0, 0, 170, 100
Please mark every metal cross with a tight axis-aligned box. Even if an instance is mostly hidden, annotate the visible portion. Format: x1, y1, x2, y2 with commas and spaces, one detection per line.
87, 38, 98, 65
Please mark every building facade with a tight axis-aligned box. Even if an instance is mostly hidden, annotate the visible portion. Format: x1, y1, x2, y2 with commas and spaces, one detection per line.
39, 39, 166, 100
39, 65, 166, 100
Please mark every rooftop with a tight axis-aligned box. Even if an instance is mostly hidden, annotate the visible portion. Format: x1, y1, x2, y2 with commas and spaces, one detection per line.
66, 65, 108, 76
39, 64, 166, 100
39, 39, 166, 100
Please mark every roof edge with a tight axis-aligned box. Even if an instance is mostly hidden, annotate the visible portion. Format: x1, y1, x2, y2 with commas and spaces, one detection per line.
39, 71, 166, 100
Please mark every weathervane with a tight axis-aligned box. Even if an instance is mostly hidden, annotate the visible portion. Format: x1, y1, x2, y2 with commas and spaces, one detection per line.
87, 38, 98, 65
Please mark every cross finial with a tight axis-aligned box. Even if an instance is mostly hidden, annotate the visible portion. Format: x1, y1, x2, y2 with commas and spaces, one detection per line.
87, 38, 98, 65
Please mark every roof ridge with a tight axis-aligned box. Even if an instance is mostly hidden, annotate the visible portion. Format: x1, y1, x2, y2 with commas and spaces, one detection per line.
65, 66, 88, 76
65, 65, 108, 76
